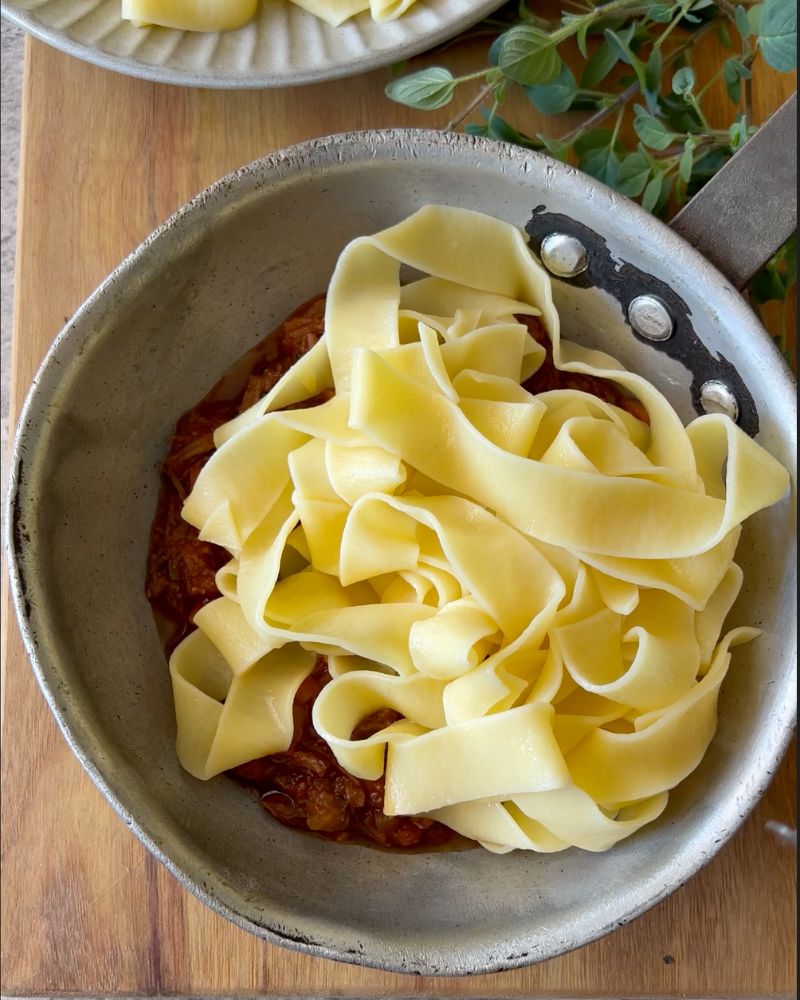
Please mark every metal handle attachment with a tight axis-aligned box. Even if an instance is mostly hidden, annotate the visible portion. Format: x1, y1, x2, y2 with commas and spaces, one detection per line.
670, 93, 797, 290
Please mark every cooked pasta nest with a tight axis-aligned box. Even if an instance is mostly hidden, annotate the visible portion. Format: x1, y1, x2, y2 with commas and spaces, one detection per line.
169, 205, 789, 853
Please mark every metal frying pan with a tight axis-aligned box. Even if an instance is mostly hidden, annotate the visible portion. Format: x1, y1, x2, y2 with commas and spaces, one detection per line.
6, 98, 797, 975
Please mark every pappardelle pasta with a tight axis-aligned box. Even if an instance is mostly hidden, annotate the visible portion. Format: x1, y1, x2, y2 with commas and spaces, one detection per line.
121, 0, 419, 32
162, 205, 789, 853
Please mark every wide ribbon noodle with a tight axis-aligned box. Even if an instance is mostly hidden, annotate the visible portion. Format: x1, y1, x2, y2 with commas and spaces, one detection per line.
169, 205, 790, 853
121, 0, 418, 31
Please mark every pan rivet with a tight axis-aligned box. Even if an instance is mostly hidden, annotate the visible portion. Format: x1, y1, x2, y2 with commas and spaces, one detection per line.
700, 380, 740, 422
540, 233, 589, 278
628, 295, 674, 342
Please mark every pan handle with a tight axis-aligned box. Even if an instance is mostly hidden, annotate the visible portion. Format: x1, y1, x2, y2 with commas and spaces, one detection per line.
669, 92, 797, 290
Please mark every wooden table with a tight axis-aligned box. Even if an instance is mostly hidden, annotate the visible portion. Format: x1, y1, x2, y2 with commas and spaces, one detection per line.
1, 15, 797, 998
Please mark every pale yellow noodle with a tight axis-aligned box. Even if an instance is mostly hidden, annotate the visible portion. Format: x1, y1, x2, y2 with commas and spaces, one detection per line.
168, 205, 789, 852
121, 0, 422, 32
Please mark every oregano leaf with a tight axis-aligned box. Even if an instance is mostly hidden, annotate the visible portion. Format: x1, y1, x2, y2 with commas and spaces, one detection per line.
687, 147, 730, 190
729, 116, 748, 149
642, 172, 664, 211
722, 56, 751, 103
759, 0, 797, 70
385, 67, 456, 109
605, 27, 649, 102
735, 3, 752, 39
649, 3, 675, 22
581, 40, 619, 88
498, 25, 563, 85
537, 133, 571, 161
644, 48, 663, 112
645, 47, 663, 90
654, 175, 673, 215
475, 108, 539, 147
678, 137, 695, 182
517, 0, 535, 22
577, 21, 590, 59
749, 267, 787, 303
748, 3, 764, 35
580, 146, 621, 186
526, 64, 578, 114
671, 66, 696, 95
616, 151, 653, 196
573, 127, 617, 155
604, 26, 639, 66
778, 233, 798, 285
727, 56, 751, 78
659, 92, 704, 132
634, 109, 678, 150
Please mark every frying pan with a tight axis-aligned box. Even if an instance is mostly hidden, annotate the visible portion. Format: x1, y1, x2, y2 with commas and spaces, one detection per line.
6, 98, 797, 975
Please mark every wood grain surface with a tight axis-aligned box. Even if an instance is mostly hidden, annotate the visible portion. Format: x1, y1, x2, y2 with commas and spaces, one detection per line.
1, 16, 797, 998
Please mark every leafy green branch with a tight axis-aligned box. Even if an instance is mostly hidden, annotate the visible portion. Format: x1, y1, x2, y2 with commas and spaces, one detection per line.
750, 234, 797, 366
385, 0, 797, 362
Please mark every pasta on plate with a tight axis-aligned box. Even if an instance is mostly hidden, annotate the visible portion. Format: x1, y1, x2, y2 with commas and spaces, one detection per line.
167, 205, 789, 853
121, 0, 419, 32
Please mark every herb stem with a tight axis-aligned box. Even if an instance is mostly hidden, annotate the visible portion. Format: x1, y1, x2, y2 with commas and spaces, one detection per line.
560, 80, 637, 142
610, 105, 625, 146
445, 80, 497, 130
687, 137, 726, 169
696, 64, 724, 98
654, 11, 683, 49
558, 19, 716, 144
454, 68, 495, 84
688, 92, 713, 130
714, 0, 739, 22
550, 0, 643, 44
744, 73, 754, 126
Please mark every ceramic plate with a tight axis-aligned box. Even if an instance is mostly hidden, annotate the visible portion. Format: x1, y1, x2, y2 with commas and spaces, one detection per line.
1, 0, 503, 87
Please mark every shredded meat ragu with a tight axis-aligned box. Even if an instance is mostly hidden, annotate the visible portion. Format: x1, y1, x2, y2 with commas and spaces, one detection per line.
520, 315, 651, 424
146, 297, 649, 849
233, 662, 451, 847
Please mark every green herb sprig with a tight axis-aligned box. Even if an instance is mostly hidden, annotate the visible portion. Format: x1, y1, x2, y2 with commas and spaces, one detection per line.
750, 233, 797, 365
386, 0, 797, 363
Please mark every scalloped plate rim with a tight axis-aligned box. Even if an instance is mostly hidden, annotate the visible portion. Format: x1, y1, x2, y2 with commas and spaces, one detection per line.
1, 0, 506, 88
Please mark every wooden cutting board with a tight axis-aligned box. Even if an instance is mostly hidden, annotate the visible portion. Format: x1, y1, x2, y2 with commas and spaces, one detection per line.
1, 17, 797, 998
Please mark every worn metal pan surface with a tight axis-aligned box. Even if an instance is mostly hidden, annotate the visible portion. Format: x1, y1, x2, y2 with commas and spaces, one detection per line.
6, 121, 797, 975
